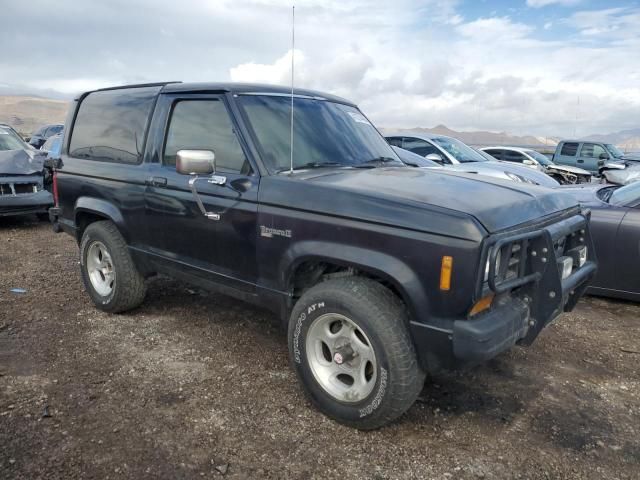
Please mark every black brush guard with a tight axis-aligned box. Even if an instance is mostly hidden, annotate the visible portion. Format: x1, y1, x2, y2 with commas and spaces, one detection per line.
485, 212, 597, 345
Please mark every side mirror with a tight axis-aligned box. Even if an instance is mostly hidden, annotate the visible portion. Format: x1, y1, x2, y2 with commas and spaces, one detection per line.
599, 152, 610, 160
176, 149, 215, 175
425, 153, 444, 163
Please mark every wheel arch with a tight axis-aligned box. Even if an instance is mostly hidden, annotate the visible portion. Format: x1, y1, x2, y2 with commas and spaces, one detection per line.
74, 197, 127, 244
281, 241, 430, 324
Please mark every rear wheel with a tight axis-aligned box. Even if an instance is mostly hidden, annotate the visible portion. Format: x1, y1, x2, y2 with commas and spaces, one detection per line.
288, 277, 425, 430
80, 221, 146, 313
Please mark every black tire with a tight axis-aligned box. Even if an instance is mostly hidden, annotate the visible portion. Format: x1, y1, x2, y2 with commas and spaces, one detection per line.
288, 277, 425, 430
79, 220, 146, 313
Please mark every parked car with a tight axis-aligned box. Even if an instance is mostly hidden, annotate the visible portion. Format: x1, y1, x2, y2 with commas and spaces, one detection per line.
385, 133, 559, 187
0, 123, 54, 217
560, 182, 640, 301
601, 163, 640, 186
27, 124, 63, 149
41, 132, 63, 159
481, 146, 592, 184
553, 140, 640, 174
391, 145, 441, 168
50, 82, 596, 429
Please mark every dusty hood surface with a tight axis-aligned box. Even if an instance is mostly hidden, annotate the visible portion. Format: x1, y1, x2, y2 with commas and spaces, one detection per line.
0, 149, 44, 175
262, 167, 580, 235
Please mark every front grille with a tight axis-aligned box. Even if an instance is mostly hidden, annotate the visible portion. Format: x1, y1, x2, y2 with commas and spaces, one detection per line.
486, 214, 589, 294
0, 182, 39, 196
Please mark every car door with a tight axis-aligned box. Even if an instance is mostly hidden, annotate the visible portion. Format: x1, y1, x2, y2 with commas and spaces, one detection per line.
588, 206, 626, 292
577, 143, 608, 173
143, 93, 260, 293
614, 205, 640, 295
402, 137, 450, 164
556, 142, 579, 167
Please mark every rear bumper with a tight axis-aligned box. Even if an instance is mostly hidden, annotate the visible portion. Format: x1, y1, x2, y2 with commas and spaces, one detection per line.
0, 190, 53, 217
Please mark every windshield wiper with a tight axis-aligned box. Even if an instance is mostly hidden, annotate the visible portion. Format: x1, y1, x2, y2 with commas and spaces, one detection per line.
353, 156, 403, 168
277, 161, 345, 173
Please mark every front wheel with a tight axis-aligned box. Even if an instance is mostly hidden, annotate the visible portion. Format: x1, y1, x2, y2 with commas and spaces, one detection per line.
288, 277, 425, 430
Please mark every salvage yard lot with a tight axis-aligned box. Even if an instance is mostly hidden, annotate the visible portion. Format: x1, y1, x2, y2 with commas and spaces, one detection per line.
1, 219, 638, 480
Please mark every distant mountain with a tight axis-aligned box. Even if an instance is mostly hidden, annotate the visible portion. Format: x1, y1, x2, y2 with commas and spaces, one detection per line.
0, 95, 69, 136
380, 125, 559, 148
584, 128, 640, 152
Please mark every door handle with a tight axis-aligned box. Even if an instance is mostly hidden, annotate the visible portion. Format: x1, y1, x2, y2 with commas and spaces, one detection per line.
146, 176, 167, 187
577, 160, 584, 163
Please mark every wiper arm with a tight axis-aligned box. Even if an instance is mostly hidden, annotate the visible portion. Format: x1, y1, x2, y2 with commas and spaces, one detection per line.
353, 156, 403, 168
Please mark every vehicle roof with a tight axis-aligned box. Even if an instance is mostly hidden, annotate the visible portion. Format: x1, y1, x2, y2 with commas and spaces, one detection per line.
383, 131, 454, 141
557, 139, 607, 144
87, 81, 355, 106
481, 146, 537, 152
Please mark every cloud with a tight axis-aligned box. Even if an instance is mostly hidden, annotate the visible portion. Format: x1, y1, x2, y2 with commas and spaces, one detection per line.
456, 17, 534, 43
0, 0, 639, 138
526, 0, 581, 8
568, 7, 640, 38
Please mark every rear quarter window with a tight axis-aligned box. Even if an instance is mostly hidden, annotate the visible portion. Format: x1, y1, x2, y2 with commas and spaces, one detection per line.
69, 86, 161, 164
560, 142, 579, 156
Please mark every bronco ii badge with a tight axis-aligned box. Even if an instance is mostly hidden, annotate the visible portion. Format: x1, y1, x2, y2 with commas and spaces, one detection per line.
260, 226, 292, 238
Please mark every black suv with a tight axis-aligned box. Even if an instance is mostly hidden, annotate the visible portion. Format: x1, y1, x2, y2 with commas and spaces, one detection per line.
50, 82, 597, 429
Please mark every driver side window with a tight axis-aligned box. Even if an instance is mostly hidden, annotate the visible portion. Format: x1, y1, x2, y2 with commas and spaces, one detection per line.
402, 138, 440, 157
164, 99, 250, 174
504, 150, 527, 163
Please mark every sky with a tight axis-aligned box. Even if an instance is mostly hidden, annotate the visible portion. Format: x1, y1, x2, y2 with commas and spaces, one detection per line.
1, 0, 639, 137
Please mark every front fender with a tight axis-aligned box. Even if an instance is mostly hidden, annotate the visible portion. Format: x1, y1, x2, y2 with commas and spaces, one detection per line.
279, 240, 430, 323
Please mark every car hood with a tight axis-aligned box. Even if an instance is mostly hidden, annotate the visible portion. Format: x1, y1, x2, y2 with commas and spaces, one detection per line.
0, 149, 45, 175
447, 161, 559, 187
603, 165, 640, 186
547, 164, 591, 175
261, 167, 579, 236
555, 184, 603, 206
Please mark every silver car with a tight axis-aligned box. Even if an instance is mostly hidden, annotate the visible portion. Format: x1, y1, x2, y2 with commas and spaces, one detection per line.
385, 132, 559, 187
480, 146, 592, 184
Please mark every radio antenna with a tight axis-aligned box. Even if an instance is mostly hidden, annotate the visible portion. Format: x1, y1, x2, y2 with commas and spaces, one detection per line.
289, 5, 295, 175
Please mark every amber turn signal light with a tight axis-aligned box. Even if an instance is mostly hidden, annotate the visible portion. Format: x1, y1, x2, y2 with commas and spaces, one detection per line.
469, 293, 495, 316
439, 256, 453, 291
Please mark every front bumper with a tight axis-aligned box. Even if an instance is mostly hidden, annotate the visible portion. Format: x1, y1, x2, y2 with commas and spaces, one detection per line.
410, 211, 597, 373
0, 189, 53, 217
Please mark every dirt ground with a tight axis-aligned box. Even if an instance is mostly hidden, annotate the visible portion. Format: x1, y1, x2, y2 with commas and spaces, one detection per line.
1, 218, 638, 480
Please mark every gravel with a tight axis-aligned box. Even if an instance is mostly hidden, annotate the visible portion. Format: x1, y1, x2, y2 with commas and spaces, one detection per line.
1, 217, 638, 479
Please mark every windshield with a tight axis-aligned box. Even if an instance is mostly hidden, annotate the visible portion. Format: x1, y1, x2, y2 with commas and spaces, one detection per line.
605, 144, 625, 158
609, 182, 640, 206
525, 150, 553, 166
430, 137, 487, 163
0, 126, 28, 151
238, 95, 400, 172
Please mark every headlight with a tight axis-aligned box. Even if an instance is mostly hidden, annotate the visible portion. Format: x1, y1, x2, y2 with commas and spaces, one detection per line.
484, 249, 502, 282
